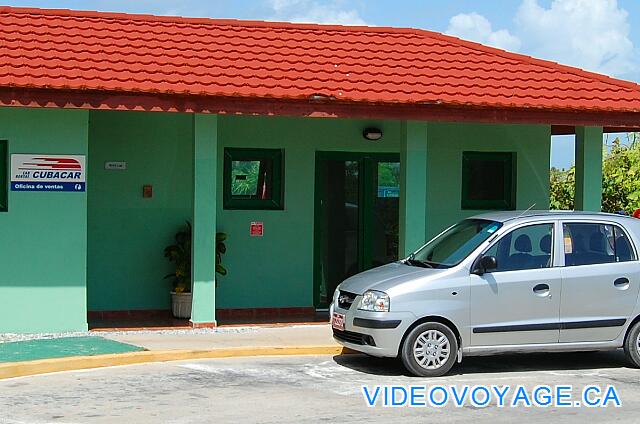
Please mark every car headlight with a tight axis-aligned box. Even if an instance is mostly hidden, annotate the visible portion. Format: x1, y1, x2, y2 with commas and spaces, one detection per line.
332, 288, 340, 304
358, 290, 390, 312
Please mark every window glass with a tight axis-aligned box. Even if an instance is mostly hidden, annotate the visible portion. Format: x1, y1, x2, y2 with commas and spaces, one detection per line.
563, 223, 636, 266
614, 226, 635, 262
461, 151, 515, 210
0, 140, 6, 212
223, 148, 283, 210
231, 160, 263, 197
484, 223, 553, 272
376, 162, 400, 198
372, 161, 400, 267
411, 219, 502, 268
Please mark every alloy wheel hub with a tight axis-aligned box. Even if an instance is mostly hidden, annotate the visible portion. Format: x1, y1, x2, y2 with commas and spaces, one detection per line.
413, 329, 450, 370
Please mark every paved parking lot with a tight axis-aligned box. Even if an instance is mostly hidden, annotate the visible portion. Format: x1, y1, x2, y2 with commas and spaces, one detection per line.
1, 350, 638, 423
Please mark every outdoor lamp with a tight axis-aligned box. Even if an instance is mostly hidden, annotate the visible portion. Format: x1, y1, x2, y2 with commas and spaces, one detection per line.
363, 127, 383, 141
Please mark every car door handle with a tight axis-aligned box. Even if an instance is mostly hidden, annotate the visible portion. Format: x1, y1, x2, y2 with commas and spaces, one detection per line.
533, 283, 550, 297
614, 277, 630, 290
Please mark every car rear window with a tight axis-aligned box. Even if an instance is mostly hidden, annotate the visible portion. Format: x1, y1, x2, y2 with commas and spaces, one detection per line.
563, 222, 636, 266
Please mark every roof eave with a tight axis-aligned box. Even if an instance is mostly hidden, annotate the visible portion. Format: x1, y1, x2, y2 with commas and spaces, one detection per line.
1, 86, 639, 129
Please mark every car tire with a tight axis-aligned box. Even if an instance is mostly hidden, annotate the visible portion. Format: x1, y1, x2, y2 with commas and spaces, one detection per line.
400, 322, 458, 377
624, 320, 640, 368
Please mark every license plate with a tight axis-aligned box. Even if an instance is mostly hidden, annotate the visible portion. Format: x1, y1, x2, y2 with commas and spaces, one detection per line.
331, 312, 345, 331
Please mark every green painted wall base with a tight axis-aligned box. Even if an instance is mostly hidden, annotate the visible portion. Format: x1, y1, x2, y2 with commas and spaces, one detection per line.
0, 337, 143, 363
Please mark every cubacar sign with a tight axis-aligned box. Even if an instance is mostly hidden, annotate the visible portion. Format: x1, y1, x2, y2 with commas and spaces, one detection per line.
10, 154, 86, 192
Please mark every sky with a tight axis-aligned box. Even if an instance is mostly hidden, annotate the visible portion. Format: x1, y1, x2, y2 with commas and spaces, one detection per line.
5, 0, 640, 169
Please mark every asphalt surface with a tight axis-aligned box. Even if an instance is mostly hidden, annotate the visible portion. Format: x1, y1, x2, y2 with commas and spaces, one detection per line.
1, 350, 639, 423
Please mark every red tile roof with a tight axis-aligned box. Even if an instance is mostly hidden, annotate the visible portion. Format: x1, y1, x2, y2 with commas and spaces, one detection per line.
1, 6, 640, 125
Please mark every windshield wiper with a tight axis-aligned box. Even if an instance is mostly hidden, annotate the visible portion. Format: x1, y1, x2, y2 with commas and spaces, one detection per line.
423, 259, 444, 268
405, 258, 433, 268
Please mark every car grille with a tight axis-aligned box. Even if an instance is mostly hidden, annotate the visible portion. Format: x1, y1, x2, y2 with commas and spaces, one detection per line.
332, 329, 376, 346
338, 290, 357, 310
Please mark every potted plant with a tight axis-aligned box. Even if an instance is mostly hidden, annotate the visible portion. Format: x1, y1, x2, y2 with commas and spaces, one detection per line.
164, 222, 227, 319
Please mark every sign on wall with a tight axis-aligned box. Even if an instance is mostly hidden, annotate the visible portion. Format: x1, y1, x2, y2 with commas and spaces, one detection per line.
104, 161, 127, 170
10, 154, 86, 192
250, 221, 264, 237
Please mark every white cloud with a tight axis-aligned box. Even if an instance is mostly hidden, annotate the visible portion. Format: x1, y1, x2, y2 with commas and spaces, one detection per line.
446, 12, 521, 52
515, 0, 636, 76
266, 0, 367, 26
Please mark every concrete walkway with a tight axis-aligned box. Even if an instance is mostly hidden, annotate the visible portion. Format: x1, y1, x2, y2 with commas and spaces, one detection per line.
102, 324, 336, 351
0, 324, 345, 380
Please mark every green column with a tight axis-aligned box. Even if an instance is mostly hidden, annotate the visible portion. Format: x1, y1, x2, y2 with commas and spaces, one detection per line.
574, 126, 603, 211
191, 114, 218, 326
399, 121, 428, 257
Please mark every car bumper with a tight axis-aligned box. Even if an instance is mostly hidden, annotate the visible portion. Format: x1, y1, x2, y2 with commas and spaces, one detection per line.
330, 302, 417, 358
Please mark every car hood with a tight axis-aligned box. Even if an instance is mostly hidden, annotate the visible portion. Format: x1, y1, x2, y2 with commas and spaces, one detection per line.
338, 262, 446, 295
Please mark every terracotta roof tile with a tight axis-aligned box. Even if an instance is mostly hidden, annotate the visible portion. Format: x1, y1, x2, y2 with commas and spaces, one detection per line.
1, 6, 640, 113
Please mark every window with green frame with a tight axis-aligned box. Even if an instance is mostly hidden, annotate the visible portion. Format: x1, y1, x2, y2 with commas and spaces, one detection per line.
223, 148, 284, 210
0, 140, 7, 212
461, 151, 516, 210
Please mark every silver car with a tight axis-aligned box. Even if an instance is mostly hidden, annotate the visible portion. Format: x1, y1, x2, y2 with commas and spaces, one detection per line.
330, 211, 640, 376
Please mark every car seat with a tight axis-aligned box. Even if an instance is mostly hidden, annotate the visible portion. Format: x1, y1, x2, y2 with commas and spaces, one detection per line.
507, 234, 533, 270
537, 234, 552, 267
586, 232, 612, 264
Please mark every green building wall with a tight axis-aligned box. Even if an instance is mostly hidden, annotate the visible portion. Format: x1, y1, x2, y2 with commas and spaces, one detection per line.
0, 107, 89, 332
0, 108, 553, 331
216, 117, 550, 308
87, 110, 194, 311
216, 115, 402, 308
425, 122, 551, 239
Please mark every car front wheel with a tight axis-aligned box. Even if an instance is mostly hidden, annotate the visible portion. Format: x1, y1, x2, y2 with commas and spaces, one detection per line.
400, 322, 458, 377
624, 320, 640, 368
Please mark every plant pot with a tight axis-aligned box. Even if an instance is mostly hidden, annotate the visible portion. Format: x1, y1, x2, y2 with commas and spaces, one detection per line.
171, 291, 192, 319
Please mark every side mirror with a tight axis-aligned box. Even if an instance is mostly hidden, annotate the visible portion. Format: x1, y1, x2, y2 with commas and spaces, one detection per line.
472, 255, 498, 275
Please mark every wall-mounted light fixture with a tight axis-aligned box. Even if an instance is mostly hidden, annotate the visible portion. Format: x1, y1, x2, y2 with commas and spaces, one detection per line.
309, 93, 336, 102
362, 127, 383, 141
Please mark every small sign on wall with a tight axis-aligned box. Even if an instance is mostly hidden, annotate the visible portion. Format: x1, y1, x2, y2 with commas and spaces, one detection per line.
105, 161, 127, 170
250, 221, 264, 237
10, 154, 86, 192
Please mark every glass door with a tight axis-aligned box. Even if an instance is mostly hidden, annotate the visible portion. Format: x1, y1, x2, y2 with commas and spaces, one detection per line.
370, 160, 400, 268
314, 153, 400, 308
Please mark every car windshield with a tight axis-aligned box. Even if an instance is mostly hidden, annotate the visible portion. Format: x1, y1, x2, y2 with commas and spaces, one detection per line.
406, 219, 502, 269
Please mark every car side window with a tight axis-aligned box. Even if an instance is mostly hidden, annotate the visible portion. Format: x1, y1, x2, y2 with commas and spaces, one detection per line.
484, 223, 554, 272
563, 222, 636, 266
614, 226, 636, 262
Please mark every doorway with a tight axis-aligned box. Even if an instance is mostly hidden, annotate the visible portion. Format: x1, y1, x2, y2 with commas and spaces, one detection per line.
314, 152, 400, 308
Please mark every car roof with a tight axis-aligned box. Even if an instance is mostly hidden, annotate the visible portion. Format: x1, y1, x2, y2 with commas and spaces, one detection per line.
471, 210, 634, 224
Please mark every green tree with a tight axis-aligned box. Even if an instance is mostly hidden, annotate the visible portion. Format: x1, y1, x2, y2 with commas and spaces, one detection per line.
377, 162, 400, 187
550, 133, 640, 214
231, 160, 260, 195
550, 166, 574, 210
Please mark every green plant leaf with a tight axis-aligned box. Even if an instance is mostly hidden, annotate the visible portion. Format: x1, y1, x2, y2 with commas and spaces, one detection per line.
216, 264, 227, 275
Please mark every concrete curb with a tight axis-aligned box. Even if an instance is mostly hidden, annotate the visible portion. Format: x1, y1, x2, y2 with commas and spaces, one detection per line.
0, 345, 354, 380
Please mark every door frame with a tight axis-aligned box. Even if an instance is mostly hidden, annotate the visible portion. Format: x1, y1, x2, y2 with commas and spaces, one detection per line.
557, 219, 640, 342
469, 220, 561, 346
313, 151, 399, 308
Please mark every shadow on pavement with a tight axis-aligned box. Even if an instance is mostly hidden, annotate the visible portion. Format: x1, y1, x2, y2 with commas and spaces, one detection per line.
333, 349, 632, 376
333, 354, 410, 376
